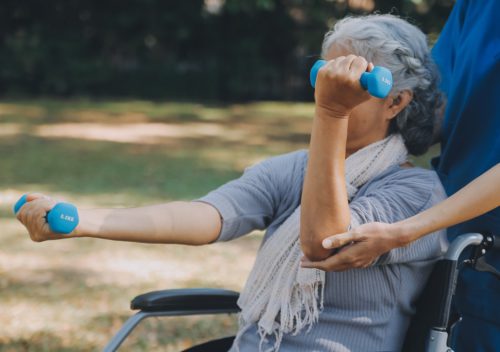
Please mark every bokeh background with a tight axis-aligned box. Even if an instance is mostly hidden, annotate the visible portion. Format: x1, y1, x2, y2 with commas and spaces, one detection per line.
0, 0, 453, 351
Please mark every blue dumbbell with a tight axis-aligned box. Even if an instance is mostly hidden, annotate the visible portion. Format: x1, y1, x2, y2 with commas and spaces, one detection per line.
13, 194, 79, 234
310, 59, 393, 99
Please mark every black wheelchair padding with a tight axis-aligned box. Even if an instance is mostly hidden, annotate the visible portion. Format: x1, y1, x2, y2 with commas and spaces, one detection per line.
181, 336, 235, 352
417, 259, 458, 329
401, 259, 458, 352
131, 288, 240, 312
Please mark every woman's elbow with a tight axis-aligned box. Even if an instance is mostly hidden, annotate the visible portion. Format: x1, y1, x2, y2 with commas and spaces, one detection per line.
301, 239, 331, 261
300, 224, 349, 261
300, 228, 336, 261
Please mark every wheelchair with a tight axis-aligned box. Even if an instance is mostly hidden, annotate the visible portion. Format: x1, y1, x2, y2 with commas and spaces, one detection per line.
104, 233, 500, 352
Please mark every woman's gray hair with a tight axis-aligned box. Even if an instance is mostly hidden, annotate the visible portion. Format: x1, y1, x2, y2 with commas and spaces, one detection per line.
322, 14, 443, 155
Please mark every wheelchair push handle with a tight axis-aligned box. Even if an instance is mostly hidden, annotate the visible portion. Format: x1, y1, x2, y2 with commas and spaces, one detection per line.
310, 59, 393, 99
13, 194, 79, 235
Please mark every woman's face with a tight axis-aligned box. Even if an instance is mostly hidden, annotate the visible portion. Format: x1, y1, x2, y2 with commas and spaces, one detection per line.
324, 44, 394, 155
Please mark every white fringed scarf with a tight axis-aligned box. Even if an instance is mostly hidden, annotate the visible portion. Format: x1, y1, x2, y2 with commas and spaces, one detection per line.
234, 134, 408, 352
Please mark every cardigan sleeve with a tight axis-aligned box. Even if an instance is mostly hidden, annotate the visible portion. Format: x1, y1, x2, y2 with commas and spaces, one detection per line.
348, 167, 449, 264
195, 150, 306, 242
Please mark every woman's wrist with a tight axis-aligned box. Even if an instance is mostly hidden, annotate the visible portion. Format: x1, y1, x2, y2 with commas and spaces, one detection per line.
315, 104, 351, 120
72, 208, 99, 237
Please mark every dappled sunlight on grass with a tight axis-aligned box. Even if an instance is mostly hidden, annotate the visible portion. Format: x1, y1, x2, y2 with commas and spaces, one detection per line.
0, 135, 244, 201
0, 99, 314, 124
33, 122, 249, 144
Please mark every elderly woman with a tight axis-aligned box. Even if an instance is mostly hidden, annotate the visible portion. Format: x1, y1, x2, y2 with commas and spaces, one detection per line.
17, 14, 447, 352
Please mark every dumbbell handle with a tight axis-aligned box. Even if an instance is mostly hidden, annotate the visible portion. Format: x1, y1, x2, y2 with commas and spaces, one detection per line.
310, 60, 393, 99
13, 194, 79, 234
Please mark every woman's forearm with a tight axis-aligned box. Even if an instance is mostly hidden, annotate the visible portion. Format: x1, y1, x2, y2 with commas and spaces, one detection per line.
300, 108, 351, 261
73, 201, 222, 245
398, 163, 500, 243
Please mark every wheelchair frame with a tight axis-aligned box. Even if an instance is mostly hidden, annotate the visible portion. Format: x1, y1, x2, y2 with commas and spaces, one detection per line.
104, 233, 499, 352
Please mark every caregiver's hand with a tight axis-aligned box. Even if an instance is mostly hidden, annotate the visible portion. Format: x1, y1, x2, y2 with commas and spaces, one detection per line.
301, 222, 408, 271
315, 55, 375, 117
15, 193, 75, 242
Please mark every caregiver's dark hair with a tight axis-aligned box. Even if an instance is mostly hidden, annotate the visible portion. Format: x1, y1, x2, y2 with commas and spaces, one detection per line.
321, 14, 443, 155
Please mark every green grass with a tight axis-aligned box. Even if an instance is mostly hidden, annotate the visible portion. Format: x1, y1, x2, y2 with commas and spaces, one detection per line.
0, 136, 240, 201
0, 99, 439, 351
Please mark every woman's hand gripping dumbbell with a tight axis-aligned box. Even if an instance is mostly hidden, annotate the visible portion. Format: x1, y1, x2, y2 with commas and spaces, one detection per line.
14, 194, 79, 241
310, 59, 393, 99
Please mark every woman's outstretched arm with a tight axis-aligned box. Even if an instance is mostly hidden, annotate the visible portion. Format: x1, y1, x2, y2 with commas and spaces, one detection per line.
15, 194, 222, 245
302, 163, 500, 271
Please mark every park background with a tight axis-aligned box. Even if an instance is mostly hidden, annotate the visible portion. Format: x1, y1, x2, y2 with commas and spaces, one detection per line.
0, 0, 453, 351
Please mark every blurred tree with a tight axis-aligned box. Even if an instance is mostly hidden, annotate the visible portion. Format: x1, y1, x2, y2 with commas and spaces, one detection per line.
0, 0, 453, 101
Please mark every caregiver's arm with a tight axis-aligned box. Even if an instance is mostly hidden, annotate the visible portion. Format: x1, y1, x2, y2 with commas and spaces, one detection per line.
397, 163, 500, 242
302, 163, 500, 271
300, 55, 371, 261
16, 194, 221, 245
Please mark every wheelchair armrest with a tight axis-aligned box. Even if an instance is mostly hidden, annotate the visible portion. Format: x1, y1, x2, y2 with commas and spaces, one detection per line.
131, 288, 240, 313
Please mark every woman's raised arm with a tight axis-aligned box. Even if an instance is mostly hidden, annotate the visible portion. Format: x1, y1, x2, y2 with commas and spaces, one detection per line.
300, 55, 372, 261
